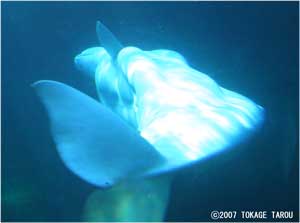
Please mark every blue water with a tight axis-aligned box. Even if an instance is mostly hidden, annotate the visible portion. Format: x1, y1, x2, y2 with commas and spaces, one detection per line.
2, 2, 299, 222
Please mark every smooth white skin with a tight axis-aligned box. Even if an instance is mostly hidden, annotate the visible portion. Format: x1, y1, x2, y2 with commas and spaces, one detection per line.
75, 46, 264, 173
35, 38, 264, 221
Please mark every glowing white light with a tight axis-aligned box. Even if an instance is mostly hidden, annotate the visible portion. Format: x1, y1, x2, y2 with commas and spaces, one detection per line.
94, 46, 264, 168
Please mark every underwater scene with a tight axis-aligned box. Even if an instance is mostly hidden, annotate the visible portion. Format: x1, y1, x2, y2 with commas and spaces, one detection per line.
1, 1, 299, 222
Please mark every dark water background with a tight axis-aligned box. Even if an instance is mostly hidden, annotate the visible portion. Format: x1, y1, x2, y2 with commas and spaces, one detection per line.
2, 2, 299, 222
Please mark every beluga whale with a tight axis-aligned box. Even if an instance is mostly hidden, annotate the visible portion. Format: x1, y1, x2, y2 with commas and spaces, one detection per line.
32, 21, 264, 221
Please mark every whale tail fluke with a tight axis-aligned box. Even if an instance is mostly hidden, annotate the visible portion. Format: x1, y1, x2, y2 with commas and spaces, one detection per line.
83, 176, 171, 222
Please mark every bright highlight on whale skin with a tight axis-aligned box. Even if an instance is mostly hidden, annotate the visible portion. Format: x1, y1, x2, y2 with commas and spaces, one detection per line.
76, 45, 264, 175
33, 21, 264, 221
118, 47, 264, 171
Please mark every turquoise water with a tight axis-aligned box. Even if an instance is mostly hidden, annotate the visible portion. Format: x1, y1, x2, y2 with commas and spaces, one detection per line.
2, 2, 299, 222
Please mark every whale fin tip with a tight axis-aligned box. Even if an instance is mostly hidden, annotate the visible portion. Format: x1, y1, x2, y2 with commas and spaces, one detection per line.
96, 21, 123, 58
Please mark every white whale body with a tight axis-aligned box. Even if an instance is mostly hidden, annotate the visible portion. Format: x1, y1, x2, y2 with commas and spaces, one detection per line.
33, 21, 264, 221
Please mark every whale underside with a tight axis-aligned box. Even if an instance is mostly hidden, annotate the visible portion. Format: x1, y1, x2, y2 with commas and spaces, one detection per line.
33, 21, 264, 221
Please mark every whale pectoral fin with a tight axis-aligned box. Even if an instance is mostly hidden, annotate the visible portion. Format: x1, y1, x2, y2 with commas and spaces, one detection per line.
32, 80, 164, 188
83, 176, 172, 222
96, 21, 123, 59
